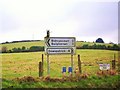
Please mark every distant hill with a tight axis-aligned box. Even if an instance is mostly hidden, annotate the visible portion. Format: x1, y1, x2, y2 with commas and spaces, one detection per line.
1, 40, 41, 44
1, 40, 119, 53
0, 40, 44, 50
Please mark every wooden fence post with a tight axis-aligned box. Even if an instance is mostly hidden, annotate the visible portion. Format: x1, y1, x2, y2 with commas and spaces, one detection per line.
78, 55, 82, 73
118, 55, 120, 74
42, 54, 44, 75
112, 54, 116, 70
39, 62, 43, 77
42, 54, 44, 66
112, 60, 116, 70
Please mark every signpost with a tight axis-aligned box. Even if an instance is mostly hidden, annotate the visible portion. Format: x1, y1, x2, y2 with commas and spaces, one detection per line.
45, 37, 76, 55
44, 35, 76, 75
99, 64, 110, 70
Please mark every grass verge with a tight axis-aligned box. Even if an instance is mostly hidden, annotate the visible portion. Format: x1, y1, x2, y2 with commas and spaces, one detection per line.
2, 75, 120, 89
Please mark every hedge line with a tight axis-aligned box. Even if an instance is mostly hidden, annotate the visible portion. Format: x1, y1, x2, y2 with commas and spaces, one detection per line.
1, 46, 44, 53
77, 44, 120, 50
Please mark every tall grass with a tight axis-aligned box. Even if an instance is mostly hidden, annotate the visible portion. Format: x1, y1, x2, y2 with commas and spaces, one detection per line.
2, 75, 119, 88
2, 49, 118, 79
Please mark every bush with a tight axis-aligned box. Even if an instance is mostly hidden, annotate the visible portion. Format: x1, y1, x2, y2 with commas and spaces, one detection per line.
107, 44, 120, 50
82, 44, 89, 49
29, 46, 44, 52
22, 46, 26, 51
112, 44, 119, 50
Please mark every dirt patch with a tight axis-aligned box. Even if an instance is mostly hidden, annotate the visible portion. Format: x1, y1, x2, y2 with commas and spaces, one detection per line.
13, 70, 117, 83
13, 76, 41, 83
43, 76, 63, 82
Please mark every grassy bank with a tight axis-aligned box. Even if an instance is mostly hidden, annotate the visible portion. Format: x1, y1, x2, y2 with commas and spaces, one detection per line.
2, 75, 119, 88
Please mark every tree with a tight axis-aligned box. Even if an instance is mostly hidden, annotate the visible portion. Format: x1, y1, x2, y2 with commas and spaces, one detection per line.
82, 44, 89, 49
29, 46, 44, 52
2, 46, 7, 53
22, 46, 26, 50
96, 38, 104, 43
112, 44, 119, 50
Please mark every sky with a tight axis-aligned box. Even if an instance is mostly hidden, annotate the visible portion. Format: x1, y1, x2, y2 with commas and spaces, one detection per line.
0, 0, 119, 43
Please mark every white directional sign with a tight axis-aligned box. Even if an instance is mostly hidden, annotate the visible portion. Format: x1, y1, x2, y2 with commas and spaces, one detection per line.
47, 48, 73, 54
45, 37, 76, 55
99, 64, 110, 70
46, 37, 75, 47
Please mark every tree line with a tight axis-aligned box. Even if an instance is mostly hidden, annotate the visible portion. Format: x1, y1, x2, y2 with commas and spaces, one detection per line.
1, 40, 41, 44
77, 44, 120, 50
1, 46, 44, 53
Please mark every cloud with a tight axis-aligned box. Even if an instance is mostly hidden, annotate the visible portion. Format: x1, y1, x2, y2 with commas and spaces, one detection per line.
0, 0, 118, 43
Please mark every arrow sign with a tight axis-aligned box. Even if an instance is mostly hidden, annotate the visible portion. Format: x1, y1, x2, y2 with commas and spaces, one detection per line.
47, 48, 73, 54
44, 37, 76, 55
46, 37, 75, 47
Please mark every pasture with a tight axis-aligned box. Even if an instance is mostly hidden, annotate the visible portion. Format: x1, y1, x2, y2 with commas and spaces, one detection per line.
0, 41, 44, 50
0, 41, 113, 51
1, 49, 119, 88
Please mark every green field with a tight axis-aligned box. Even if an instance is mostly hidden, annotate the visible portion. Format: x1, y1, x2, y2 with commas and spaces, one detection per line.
0, 41, 112, 50
0, 41, 44, 50
1, 49, 119, 88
